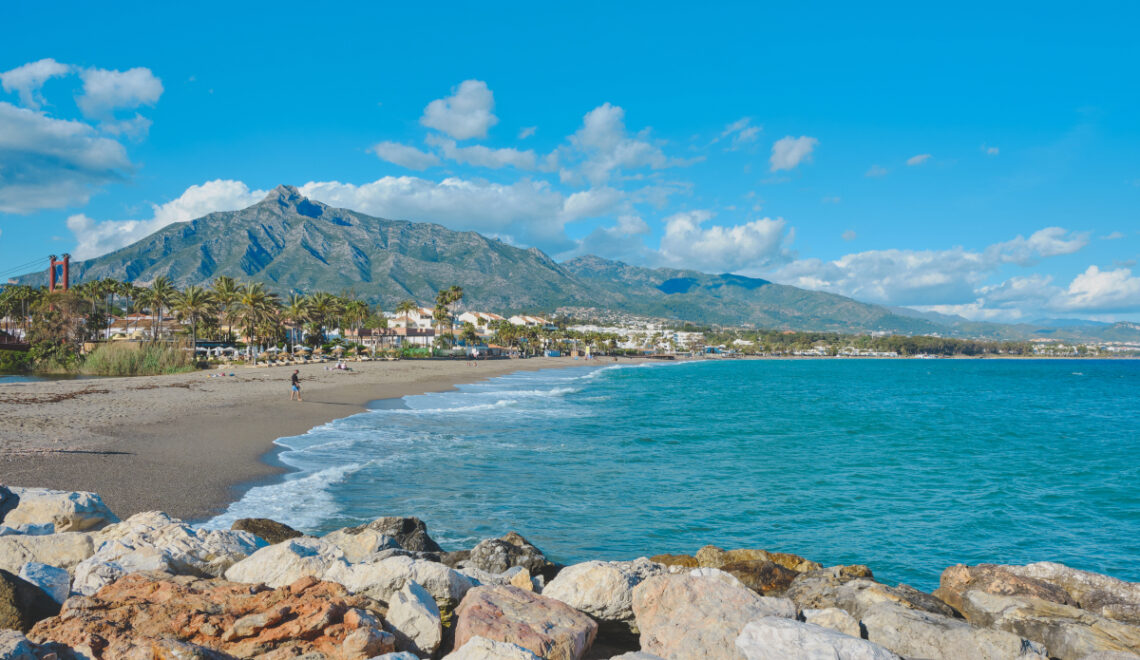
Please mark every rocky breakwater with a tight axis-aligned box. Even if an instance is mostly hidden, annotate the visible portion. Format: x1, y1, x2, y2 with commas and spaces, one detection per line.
1, 484, 1139, 660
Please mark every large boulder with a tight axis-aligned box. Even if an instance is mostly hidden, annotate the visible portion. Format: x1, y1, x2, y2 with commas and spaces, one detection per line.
29, 573, 393, 659
71, 545, 180, 596
386, 581, 443, 657
0, 629, 52, 660
0, 485, 19, 523
936, 564, 1078, 614
0, 569, 61, 633
0, 532, 95, 574
329, 554, 478, 610
694, 545, 822, 572
1001, 563, 1140, 625
17, 562, 70, 605
86, 511, 266, 578
542, 558, 665, 630
720, 559, 799, 596
647, 553, 698, 568
802, 607, 863, 638
230, 517, 303, 545
324, 526, 401, 563
445, 635, 542, 659
861, 600, 1049, 660
2, 487, 118, 532
343, 517, 443, 553
735, 617, 901, 660
464, 532, 555, 578
786, 569, 958, 620
454, 585, 598, 660
958, 590, 1140, 659
224, 536, 348, 587
631, 571, 796, 659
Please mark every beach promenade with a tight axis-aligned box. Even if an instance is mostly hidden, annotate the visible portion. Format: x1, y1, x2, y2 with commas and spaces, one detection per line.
0, 357, 583, 521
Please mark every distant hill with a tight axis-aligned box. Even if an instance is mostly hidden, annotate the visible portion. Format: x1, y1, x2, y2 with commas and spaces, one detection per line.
10, 185, 1140, 341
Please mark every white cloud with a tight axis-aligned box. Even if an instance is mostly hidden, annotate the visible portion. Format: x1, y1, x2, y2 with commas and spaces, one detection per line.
0, 102, 133, 213
769, 135, 818, 172
717, 117, 760, 149
0, 58, 72, 109
865, 164, 888, 177
77, 67, 163, 118
1102, 231, 1125, 240
370, 141, 440, 170
842, 229, 857, 241
301, 176, 573, 250
771, 227, 1092, 307
518, 126, 537, 139
659, 210, 791, 272
66, 179, 267, 258
906, 153, 932, 166
982, 144, 999, 156
563, 103, 689, 185
420, 80, 498, 140
1053, 266, 1140, 313
561, 187, 624, 221
426, 134, 547, 171
991, 227, 1089, 264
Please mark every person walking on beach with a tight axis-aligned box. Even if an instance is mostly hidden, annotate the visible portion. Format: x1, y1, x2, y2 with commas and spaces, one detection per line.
290, 369, 303, 402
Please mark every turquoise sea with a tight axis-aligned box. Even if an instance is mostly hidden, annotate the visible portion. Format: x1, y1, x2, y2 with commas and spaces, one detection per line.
207, 359, 1140, 591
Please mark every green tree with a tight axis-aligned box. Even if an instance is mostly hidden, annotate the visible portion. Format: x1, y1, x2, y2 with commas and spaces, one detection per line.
211, 276, 240, 343
172, 285, 217, 352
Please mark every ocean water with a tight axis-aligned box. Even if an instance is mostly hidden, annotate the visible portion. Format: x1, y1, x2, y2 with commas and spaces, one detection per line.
206, 359, 1140, 591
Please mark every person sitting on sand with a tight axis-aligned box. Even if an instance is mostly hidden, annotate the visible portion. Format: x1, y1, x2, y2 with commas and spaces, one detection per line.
290, 370, 303, 402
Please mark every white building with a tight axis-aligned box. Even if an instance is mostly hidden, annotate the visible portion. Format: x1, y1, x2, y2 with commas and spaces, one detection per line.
509, 315, 554, 329
458, 311, 506, 333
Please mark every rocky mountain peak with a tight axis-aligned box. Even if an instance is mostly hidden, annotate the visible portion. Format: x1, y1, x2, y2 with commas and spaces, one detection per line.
259, 184, 324, 218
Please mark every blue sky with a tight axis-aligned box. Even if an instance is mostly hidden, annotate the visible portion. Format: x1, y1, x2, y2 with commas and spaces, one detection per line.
2, 2, 1138, 321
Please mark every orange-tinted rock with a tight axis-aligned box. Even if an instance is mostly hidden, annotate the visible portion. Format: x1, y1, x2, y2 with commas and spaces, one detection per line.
935, 564, 1077, 615
29, 572, 393, 659
648, 554, 698, 568
720, 559, 799, 596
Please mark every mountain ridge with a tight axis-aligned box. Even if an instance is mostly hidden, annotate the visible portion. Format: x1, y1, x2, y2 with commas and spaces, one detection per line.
10, 185, 1139, 342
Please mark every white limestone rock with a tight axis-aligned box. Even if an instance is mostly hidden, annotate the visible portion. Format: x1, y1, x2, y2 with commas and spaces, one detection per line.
17, 562, 70, 604
329, 555, 476, 607
224, 536, 348, 587
3, 487, 118, 532
736, 617, 901, 660
803, 606, 863, 638
385, 581, 443, 657
323, 527, 400, 564
443, 636, 541, 659
543, 558, 665, 625
0, 532, 95, 575
861, 600, 1049, 660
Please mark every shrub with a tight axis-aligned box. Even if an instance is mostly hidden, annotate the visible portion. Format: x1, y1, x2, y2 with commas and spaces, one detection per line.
81, 342, 196, 376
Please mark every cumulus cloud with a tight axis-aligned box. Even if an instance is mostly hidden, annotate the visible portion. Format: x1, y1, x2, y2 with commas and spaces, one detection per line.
66, 179, 267, 258
426, 134, 549, 171
420, 80, 498, 140
771, 227, 1092, 307
77, 67, 163, 118
769, 136, 818, 172
0, 102, 133, 213
658, 210, 791, 273
906, 153, 931, 166
1101, 231, 1125, 240
716, 117, 760, 149
865, 164, 888, 177
301, 176, 574, 250
563, 103, 690, 185
370, 141, 440, 170
561, 187, 624, 221
842, 229, 857, 241
518, 126, 537, 139
1053, 266, 1140, 313
0, 58, 72, 109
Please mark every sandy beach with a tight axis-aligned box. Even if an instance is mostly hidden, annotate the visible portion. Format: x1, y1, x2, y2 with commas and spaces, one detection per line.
0, 356, 600, 522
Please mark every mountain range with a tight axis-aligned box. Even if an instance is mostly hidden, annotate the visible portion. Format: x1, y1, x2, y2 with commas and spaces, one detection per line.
12, 185, 1139, 342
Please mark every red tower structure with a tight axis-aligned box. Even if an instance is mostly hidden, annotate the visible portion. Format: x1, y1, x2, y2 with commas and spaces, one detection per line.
48, 254, 70, 292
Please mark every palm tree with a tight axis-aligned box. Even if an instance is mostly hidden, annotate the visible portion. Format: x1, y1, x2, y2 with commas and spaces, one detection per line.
434, 285, 463, 347
282, 293, 310, 352
211, 276, 240, 343
146, 276, 178, 343
172, 285, 216, 352
236, 282, 280, 360
305, 292, 342, 347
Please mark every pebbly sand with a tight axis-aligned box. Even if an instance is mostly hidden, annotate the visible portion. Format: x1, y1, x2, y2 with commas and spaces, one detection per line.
0, 357, 597, 522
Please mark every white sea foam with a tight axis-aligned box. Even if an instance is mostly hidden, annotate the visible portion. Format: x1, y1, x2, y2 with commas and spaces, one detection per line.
203, 460, 369, 531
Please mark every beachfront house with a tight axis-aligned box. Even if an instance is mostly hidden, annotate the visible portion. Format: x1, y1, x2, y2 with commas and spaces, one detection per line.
508, 315, 555, 330
107, 313, 184, 341
390, 307, 438, 330
345, 326, 434, 350
457, 311, 505, 335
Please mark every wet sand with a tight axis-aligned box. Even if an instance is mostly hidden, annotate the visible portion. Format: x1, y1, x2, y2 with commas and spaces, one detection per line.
0, 357, 599, 522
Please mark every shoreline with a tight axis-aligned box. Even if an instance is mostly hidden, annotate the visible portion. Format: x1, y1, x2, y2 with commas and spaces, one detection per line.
1, 356, 634, 522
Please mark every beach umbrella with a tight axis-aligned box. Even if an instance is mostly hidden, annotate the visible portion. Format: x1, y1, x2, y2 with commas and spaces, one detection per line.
295, 346, 312, 352
266, 347, 281, 353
